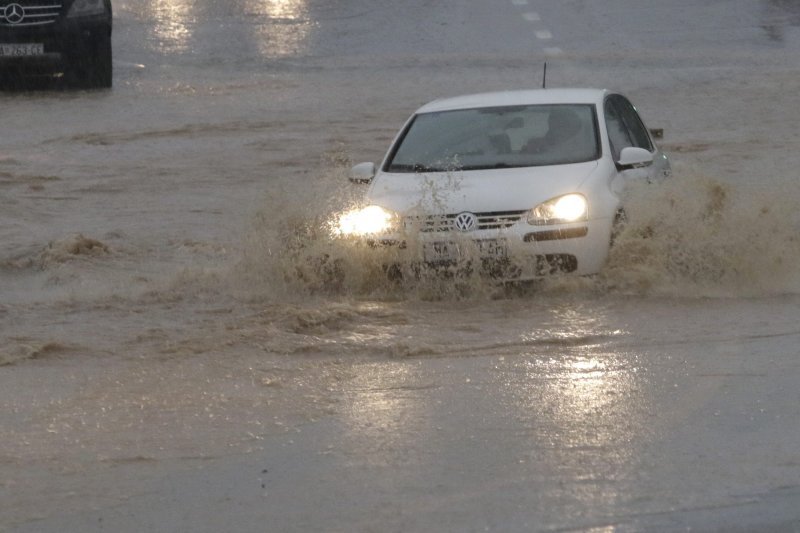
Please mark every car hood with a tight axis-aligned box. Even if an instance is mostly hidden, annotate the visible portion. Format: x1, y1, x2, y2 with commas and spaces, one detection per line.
367, 161, 600, 215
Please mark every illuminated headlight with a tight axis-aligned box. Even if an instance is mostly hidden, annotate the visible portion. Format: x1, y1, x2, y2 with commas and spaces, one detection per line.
528, 194, 588, 225
337, 205, 398, 236
68, 0, 107, 17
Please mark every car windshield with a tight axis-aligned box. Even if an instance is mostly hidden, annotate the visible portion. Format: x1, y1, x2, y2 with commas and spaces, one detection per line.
386, 104, 600, 173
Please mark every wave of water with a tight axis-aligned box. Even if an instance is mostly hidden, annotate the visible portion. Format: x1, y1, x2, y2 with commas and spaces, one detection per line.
603, 172, 800, 297
235, 164, 800, 301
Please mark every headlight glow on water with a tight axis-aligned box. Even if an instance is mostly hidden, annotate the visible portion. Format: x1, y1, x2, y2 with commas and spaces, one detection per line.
528, 194, 588, 225
337, 205, 397, 236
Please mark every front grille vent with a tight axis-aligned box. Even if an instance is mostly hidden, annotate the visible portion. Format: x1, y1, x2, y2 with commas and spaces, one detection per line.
1, 3, 62, 27
405, 210, 527, 232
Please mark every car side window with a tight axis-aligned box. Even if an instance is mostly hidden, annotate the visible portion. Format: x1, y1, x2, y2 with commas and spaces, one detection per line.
605, 95, 653, 161
604, 99, 631, 161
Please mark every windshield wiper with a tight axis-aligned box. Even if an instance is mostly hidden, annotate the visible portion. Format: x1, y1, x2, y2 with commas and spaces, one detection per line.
389, 163, 449, 173
459, 162, 519, 171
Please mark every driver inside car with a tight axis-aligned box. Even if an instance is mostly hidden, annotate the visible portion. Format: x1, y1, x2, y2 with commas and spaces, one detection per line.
522, 107, 583, 154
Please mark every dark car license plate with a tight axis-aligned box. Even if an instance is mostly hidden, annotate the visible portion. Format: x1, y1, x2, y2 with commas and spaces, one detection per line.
0, 43, 45, 57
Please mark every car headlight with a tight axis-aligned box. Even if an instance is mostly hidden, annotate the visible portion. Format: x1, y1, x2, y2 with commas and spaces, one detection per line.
337, 205, 398, 236
68, 0, 107, 18
528, 193, 588, 225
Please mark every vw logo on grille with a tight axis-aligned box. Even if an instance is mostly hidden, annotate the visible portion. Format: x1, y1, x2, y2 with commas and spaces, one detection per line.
454, 212, 478, 232
4, 3, 25, 24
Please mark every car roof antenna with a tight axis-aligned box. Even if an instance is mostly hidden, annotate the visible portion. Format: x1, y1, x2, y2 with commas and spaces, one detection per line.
542, 62, 547, 89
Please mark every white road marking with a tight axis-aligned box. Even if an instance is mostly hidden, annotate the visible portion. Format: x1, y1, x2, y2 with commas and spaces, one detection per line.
512, 1, 560, 52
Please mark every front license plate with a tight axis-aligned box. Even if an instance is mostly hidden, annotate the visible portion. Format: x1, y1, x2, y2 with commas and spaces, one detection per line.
424, 241, 461, 262
423, 239, 507, 262
0, 43, 45, 58
476, 238, 508, 258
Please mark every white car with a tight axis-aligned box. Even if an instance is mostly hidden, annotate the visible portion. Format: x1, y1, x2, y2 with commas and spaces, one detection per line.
337, 89, 670, 281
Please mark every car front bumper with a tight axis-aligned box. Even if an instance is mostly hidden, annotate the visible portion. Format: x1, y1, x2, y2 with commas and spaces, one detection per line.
367, 217, 614, 282
0, 14, 110, 75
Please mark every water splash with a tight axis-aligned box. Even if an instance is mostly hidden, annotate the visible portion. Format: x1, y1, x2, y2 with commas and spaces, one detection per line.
602, 172, 800, 297
233, 161, 800, 302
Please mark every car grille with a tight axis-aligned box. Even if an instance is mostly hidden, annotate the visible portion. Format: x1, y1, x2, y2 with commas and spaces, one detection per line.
1, 2, 62, 27
406, 210, 527, 232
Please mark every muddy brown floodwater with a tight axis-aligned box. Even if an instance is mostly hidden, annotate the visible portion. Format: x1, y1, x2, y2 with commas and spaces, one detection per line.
3, 0, 800, 530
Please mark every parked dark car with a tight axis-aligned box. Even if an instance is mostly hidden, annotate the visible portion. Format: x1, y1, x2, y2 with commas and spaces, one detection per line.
0, 0, 112, 88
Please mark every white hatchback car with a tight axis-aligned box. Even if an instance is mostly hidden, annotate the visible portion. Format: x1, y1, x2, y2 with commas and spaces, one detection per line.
338, 89, 670, 280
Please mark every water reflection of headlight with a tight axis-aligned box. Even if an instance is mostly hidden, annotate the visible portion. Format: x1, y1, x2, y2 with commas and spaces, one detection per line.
337, 205, 398, 236
254, 0, 312, 58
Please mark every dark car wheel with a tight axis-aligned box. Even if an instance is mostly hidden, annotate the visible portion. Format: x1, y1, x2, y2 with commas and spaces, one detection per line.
610, 208, 627, 246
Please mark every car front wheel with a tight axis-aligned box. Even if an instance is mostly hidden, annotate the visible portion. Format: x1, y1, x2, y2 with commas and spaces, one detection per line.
610, 208, 627, 246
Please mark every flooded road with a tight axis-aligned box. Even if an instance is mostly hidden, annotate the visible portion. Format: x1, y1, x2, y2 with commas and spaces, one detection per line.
3, 0, 800, 531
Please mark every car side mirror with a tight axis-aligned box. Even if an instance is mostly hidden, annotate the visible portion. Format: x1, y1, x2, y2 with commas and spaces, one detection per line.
350, 162, 376, 184
617, 147, 654, 169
